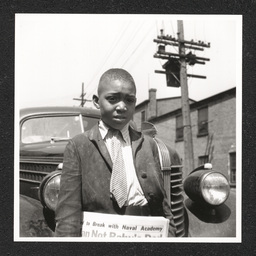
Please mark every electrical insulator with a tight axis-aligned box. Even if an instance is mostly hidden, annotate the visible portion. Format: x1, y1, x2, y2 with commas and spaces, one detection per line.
186, 51, 197, 66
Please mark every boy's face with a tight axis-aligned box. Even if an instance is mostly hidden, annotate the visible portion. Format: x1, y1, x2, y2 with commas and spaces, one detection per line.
94, 79, 137, 130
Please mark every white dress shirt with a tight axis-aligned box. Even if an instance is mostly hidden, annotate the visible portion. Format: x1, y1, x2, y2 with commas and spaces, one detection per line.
98, 120, 148, 206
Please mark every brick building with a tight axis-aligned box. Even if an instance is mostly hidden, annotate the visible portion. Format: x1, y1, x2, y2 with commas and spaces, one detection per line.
134, 87, 236, 186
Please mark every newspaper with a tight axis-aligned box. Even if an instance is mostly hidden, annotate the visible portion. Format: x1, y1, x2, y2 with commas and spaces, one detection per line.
82, 212, 169, 238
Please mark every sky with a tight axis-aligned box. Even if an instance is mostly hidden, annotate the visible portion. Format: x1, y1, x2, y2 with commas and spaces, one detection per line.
15, 14, 242, 109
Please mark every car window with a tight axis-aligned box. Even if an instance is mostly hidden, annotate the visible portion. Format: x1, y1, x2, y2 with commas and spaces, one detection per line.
21, 115, 98, 144
82, 115, 98, 131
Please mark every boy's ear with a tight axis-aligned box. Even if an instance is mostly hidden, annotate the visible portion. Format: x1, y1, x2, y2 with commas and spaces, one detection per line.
93, 95, 100, 109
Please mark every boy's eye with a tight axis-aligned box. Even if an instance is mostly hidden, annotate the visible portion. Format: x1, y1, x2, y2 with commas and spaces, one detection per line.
107, 96, 118, 102
126, 97, 136, 103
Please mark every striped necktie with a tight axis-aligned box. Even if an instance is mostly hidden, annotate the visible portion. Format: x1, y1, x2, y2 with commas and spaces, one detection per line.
109, 129, 127, 208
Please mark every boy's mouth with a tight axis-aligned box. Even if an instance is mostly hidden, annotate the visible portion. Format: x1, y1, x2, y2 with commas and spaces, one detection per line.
113, 115, 126, 121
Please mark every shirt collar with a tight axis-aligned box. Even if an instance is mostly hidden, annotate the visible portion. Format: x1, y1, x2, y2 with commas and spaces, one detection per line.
98, 120, 109, 140
99, 120, 130, 143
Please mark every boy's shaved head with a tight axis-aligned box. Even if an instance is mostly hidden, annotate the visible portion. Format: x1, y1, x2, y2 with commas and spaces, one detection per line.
98, 68, 136, 96
93, 68, 137, 130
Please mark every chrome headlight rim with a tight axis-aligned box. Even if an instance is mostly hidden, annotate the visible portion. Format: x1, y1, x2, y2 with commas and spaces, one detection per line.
184, 169, 230, 207
199, 171, 230, 206
39, 170, 61, 211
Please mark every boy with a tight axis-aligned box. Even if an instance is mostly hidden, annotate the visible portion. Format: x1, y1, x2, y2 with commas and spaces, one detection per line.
55, 68, 176, 237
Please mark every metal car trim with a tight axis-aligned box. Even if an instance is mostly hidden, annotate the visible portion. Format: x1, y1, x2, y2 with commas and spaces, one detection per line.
20, 160, 62, 165
171, 198, 184, 205
19, 178, 41, 184
171, 178, 183, 183
174, 212, 185, 219
20, 106, 100, 120
79, 114, 84, 133
39, 170, 62, 209
172, 184, 183, 188
20, 169, 50, 175
170, 205, 184, 212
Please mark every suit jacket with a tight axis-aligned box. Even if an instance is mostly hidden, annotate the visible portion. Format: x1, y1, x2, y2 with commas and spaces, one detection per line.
55, 124, 176, 237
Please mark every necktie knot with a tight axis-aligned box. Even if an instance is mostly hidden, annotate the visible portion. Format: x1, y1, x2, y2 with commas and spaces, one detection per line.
108, 128, 124, 142
108, 128, 119, 136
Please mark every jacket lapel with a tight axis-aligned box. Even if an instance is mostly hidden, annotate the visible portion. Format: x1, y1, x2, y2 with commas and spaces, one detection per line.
87, 125, 113, 169
87, 125, 143, 169
129, 127, 144, 159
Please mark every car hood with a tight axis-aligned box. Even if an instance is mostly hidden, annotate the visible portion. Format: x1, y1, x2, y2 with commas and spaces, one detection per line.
20, 141, 67, 158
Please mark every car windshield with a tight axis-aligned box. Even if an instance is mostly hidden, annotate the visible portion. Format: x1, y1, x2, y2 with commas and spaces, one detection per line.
21, 115, 98, 144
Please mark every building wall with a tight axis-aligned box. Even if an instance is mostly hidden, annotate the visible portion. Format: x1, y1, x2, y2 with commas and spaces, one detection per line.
206, 96, 236, 175
154, 117, 177, 150
157, 98, 195, 117
134, 95, 194, 131
133, 104, 147, 130
157, 98, 181, 116
153, 93, 236, 179
134, 88, 236, 181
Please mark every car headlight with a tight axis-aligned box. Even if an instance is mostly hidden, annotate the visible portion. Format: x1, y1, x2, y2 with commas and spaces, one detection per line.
39, 171, 61, 211
184, 169, 230, 206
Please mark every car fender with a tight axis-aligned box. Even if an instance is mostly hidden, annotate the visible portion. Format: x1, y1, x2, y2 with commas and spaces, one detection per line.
20, 195, 54, 237
185, 189, 236, 237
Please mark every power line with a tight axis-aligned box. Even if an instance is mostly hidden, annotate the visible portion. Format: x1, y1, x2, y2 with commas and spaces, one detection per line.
114, 20, 146, 68
85, 21, 132, 98
86, 20, 147, 99
122, 24, 153, 68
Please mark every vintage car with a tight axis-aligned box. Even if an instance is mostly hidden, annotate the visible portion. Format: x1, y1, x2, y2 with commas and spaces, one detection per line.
19, 107, 236, 237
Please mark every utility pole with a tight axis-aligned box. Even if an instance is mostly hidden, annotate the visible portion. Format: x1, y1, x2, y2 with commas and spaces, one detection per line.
153, 20, 210, 177
73, 82, 92, 107
177, 20, 194, 176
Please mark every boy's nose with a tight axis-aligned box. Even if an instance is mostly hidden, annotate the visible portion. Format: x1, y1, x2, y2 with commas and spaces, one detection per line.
116, 101, 127, 111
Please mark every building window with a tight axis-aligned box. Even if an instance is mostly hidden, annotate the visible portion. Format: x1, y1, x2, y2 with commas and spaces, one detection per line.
198, 106, 208, 136
141, 110, 146, 124
229, 151, 236, 185
176, 115, 183, 141
198, 155, 209, 166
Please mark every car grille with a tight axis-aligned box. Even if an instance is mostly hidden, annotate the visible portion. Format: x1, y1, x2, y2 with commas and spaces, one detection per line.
162, 166, 186, 237
170, 166, 186, 237
20, 161, 59, 183
154, 138, 186, 237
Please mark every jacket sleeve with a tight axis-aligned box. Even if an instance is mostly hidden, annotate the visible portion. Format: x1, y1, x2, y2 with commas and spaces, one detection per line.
55, 139, 83, 237
148, 137, 177, 237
